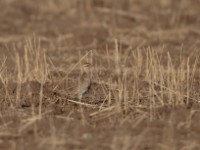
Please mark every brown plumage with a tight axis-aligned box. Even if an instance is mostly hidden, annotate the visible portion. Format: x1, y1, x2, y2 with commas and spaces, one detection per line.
72, 63, 92, 99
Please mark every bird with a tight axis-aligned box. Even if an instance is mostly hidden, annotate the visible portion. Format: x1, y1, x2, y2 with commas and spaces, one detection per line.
71, 62, 92, 99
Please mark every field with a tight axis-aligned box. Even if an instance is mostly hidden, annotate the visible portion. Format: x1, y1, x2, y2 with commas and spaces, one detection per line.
0, 0, 200, 149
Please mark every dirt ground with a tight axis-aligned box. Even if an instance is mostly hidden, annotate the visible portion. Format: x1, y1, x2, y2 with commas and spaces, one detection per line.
0, 0, 200, 150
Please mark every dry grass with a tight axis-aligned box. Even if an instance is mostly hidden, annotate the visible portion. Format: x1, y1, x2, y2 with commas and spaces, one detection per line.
0, 0, 200, 150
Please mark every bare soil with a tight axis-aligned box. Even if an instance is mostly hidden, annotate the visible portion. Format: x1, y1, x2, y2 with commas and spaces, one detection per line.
0, 0, 200, 150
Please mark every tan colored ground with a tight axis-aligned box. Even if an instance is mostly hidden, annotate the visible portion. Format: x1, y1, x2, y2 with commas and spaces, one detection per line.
0, 0, 200, 150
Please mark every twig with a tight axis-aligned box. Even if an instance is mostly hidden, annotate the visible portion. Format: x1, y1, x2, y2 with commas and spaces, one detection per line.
66, 99, 98, 108
89, 105, 117, 117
